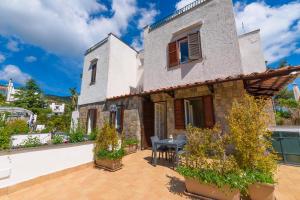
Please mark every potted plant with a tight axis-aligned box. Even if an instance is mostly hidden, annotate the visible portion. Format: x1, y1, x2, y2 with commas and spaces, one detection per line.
94, 122, 124, 171
122, 136, 138, 155
177, 125, 241, 200
227, 94, 277, 200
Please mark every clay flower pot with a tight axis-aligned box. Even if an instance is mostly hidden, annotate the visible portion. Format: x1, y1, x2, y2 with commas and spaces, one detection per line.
184, 177, 240, 200
124, 144, 137, 155
248, 183, 275, 200
95, 159, 122, 172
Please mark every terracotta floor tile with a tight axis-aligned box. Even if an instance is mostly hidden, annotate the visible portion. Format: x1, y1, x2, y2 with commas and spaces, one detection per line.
1, 150, 300, 200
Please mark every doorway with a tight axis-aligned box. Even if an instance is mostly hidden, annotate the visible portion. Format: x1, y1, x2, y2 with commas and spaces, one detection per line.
155, 102, 167, 139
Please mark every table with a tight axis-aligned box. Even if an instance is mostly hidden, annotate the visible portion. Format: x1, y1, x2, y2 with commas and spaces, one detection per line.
153, 139, 186, 166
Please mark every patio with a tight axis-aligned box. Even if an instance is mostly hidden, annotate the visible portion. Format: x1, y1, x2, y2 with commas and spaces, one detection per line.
0, 150, 299, 200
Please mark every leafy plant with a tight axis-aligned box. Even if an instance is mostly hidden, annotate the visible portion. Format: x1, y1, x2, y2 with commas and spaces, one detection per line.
88, 129, 98, 141
6, 119, 29, 134
94, 121, 123, 160
52, 134, 64, 144
21, 136, 42, 148
227, 94, 277, 174
97, 149, 125, 160
68, 126, 85, 143
123, 137, 138, 147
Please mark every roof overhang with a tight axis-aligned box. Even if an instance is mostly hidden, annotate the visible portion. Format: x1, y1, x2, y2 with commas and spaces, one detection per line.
107, 66, 300, 100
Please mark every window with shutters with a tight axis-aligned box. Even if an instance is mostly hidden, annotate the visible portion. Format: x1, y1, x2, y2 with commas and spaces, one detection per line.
174, 95, 214, 129
90, 62, 97, 85
168, 31, 202, 67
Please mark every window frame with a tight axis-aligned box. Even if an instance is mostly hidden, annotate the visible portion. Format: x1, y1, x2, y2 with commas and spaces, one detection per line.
178, 37, 189, 64
90, 61, 97, 85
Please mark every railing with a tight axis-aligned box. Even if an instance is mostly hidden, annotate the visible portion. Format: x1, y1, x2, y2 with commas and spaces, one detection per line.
149, 0, 209, 31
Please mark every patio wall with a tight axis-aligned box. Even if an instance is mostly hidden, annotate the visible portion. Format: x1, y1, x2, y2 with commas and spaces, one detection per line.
0, 142, 93, 188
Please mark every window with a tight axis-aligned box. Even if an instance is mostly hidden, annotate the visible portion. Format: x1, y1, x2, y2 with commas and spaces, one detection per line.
174, 95, 214, 129
179, 39, 189, 63
168, 31, 202, 67
110, 106, 124, 132
90, 62, 97, 85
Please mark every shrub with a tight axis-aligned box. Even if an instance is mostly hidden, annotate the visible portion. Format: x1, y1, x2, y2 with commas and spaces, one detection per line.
97, 149, 125, 160
6, 119, 29, 134
94, 122, 123, 160
0, 127, 11, 150
52, 134, 64, 145
227, 94, 277, 174
122, 137, 138, 147
88, 129, 98, 141
68, 126, 85, 143
21, 136, 42, 148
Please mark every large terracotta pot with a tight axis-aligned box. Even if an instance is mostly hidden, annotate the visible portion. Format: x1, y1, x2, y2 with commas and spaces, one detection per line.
185, 177, 240, 200
95, 159, 122, 171
248, 183, 275, 200
124, 144, 137, 155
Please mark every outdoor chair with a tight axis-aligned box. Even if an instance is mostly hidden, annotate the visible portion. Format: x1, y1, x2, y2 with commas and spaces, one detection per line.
150, 136, 168, 162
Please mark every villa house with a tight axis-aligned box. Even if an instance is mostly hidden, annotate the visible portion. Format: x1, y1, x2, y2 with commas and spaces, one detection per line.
78, 0, 300, 149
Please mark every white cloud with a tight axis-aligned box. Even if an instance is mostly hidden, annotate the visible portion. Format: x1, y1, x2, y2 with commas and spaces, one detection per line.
25, 56, 37, 63
138, 4, 159, 29
6, 40, 20, 52
0, 0, 137, 58
234, 1, 300, 64
0, 65, 31, 84
0, 53, 5, 63
131, 36, 143, 51
295, 48, 300, 54
175, 0, 195, 10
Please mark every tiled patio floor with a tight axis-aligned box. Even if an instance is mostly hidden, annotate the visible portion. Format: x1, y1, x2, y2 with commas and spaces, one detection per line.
1, 150, 300, 200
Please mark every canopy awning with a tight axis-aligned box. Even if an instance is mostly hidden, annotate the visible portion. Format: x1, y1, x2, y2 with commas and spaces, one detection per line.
107, 66, 300, 100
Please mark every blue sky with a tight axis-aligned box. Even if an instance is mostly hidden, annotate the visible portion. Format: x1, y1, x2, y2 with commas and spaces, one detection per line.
0, 0, 299, 96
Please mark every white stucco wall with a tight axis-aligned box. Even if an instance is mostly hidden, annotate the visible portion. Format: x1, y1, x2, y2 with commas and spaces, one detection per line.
238, 30, 266, 74
78, 39, 110, 105
143, 0, 243, 91
106, 35, 138, 98
0, 143, 93, 188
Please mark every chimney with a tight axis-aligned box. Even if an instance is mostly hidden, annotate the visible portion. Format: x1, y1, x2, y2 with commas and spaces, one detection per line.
293, 83, 300, 101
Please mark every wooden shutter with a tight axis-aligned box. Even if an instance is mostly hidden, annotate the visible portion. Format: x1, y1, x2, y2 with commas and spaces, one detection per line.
203, 96, 215, 128
120, 106, 124, 132
92, 109, 97, 131
168, 41, 179, 67
188, 32, 202, 60
174, 99, 185, 129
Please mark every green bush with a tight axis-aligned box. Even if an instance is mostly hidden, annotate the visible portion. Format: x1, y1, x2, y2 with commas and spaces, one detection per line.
123, 137, 138, 147
94, 122, 124, 160
52, 135, 64, 145
68, 127, 85, 143
88, 129, 98, 141
7, 119, 29, 134
0, 127, 11, 150
21, 136, 42, 148
97, 149, 125, 160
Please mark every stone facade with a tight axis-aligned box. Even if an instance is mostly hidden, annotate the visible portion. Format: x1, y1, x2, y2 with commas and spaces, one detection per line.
79, 80, 276, 148
78, 97, 143, 148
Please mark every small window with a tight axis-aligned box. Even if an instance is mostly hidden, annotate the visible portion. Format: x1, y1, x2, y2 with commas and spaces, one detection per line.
90, 62, 97, 85
179, 39, 189, 64
184, 99, 205, 128
110, 106, 124, 133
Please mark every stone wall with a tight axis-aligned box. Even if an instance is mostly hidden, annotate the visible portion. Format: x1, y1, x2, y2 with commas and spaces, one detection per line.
150, 80, 268, 137
78, 97, 143, 148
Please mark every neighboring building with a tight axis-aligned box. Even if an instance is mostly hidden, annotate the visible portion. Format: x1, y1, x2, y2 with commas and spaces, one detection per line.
49, 103, 65, 115
78, 0, 300, 148
0, 79, 20, 103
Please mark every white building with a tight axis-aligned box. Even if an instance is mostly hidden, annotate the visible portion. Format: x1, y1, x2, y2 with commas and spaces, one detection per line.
77, 0, 300, 148
5, 79, 20, 102
49, 103, 65, 115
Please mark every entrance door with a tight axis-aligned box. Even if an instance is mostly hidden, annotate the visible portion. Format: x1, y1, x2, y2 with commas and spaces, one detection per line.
142, 99, 154, 149
155, 102, 167, 139
87, 109, 97, 134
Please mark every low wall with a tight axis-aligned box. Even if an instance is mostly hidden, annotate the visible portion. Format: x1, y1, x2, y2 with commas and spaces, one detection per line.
0, 142, 94, 189
11, 133, 52, 147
